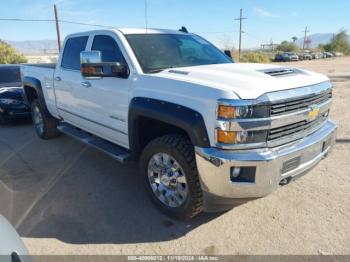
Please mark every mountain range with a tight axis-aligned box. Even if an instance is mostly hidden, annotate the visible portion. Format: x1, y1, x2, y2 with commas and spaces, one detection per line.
5, 40, 58, 55
296, 33, 350, 49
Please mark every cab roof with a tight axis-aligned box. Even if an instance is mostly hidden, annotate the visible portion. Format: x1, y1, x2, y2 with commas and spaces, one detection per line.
118, 28, 188, 35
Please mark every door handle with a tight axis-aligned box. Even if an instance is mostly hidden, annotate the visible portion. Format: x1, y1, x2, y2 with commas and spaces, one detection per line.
54, 76, 61, 82
81, 81, 91, 88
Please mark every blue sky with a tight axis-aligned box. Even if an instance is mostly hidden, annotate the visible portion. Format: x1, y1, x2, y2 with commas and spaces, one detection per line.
0, 0, 349, 48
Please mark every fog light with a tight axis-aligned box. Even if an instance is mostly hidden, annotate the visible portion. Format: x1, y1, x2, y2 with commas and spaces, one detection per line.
231, 167, 241, 178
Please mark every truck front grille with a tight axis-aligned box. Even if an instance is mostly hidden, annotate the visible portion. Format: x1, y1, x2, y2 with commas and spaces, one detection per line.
268, 113, 328, 142
270, 89, 332, 116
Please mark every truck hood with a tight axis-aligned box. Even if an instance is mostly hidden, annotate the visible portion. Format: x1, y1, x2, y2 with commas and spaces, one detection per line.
155, 63, 329, 99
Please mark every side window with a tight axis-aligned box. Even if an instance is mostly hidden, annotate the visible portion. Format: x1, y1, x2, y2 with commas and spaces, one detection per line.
92, 35, 126, 63
61, 36, 88, 70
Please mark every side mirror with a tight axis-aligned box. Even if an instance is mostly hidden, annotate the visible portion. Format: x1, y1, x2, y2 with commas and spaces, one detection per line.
80, 51, 129, 79
224, 50, 232, 59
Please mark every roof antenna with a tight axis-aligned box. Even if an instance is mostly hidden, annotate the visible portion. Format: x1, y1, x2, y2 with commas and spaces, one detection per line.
145, 0, 148, 32
179, 26, 188, 33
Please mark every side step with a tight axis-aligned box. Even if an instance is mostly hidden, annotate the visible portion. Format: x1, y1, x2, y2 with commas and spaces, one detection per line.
57, 123, 131, 163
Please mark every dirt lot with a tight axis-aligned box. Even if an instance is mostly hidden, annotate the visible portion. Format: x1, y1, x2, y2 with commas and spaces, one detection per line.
0, 57, 349, 256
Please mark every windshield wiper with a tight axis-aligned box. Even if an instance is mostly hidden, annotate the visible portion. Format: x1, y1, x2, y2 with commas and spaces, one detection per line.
148, 69, 167, 74
147, 66, 179, 74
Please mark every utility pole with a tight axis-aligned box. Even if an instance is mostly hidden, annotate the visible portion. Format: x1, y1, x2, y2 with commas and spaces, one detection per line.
235, 8, 247, 61
302, 26, 309, 50
54, 4, 61, 51
145, 0, 148, 30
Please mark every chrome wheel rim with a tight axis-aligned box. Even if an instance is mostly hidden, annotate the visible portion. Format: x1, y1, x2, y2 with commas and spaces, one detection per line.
147, 153, 188, 208
33, 105, 44, 134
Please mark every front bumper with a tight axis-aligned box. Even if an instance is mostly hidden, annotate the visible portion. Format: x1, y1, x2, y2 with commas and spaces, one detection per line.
195, 120, 337, 212
0, 104, 31, 119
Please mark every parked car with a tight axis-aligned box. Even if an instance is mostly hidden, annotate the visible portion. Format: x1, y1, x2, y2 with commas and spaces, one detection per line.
274, 53, 285, 62
0, 65, 31, 124
303, 53, 312, 60
283, 52, 299, 61
324, 52, 334, 58
0, 215, 32, 261
22, 28, 336, 219
312, 52, 323, 59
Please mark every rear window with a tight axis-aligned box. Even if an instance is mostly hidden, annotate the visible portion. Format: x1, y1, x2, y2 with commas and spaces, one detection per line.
61, 36, 88, 70
0, 66, 21, 87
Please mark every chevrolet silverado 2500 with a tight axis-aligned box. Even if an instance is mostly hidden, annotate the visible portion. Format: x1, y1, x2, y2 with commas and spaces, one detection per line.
22, 29, 337, 219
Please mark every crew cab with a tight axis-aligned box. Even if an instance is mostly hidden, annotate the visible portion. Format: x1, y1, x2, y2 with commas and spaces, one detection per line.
22, 28, 337, 219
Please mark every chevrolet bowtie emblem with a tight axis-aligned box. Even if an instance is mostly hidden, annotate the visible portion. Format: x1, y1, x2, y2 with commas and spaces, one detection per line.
308, 105, 320, 121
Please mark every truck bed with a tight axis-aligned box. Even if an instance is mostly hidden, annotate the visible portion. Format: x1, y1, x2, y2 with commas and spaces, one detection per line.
24, 63, 56, 69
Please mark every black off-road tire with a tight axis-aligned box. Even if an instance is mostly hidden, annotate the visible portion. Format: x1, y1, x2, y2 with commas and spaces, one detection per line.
140, 134, 204, 220
31, 99, 60, 139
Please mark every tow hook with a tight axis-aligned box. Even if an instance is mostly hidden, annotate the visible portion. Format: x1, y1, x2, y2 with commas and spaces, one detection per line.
279, 177, 292, 186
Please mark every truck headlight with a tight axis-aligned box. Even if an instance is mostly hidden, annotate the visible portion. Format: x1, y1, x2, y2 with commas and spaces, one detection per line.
217, 130, 267, 144
218, 104, 269, 119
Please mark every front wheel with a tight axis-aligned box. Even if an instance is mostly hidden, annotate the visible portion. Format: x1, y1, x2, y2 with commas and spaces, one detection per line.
140, 135, 204, 220
31, 99, 60, 139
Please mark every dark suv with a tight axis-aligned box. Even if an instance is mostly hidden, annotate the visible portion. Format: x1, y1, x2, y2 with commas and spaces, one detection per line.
0, 65, 30, 123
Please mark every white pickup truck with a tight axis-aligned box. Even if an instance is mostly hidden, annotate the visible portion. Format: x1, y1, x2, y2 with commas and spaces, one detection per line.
22, 28, 337, 219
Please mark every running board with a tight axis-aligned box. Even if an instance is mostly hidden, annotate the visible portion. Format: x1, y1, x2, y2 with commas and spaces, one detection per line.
57, 123, 131, 163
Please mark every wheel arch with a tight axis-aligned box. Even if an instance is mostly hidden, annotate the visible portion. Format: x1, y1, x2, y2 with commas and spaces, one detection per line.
128, 97, 210, 157
23, 77, 50, 114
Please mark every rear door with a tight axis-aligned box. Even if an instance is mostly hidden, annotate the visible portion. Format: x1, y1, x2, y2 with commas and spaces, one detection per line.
54, 35, 89, 125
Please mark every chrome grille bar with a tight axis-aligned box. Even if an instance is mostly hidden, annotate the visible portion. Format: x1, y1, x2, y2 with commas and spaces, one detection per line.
271, 89, 332, 115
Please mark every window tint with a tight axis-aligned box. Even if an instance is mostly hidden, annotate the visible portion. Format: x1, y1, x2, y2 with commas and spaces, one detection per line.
126, 34, 232, 73
61, 36, 88, 70
92, 35, 126, 63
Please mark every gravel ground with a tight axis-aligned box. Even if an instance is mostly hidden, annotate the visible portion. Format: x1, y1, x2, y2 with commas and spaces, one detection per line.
0, 57, 349, 256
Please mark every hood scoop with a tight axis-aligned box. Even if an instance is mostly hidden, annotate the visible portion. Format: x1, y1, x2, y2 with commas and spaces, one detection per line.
259, 68, 297, 77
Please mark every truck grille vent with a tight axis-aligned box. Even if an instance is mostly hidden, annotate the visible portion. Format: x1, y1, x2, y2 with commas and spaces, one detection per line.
262, 68, 296, 77
270, 89, 332, 116
268, 113, 328, 141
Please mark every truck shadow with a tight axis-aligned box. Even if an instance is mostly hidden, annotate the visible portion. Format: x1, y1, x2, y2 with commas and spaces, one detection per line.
0, 128, 225, 244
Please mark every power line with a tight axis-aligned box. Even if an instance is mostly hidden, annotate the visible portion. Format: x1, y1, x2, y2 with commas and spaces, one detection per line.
0, 17, 116, 28
235, 8, 247, 61
145, 0, 148, 31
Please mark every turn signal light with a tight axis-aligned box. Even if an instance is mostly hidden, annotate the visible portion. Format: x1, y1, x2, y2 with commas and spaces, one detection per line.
217, 130, 237, 144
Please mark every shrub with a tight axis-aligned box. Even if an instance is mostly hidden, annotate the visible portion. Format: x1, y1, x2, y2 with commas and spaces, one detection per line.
240, 52, 271, 63
0, 40, 27, 64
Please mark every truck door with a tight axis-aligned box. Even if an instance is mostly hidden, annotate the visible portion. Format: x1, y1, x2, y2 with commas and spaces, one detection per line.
74, 33, 131, 148
53, 35, 89, 126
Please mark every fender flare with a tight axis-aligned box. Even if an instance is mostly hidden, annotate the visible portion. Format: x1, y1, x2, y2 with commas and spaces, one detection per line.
23, 77, 50, 114
128, 97, 210, 154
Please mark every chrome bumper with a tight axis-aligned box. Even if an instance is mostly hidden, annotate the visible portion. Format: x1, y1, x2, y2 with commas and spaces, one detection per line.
195, 120, 337, 209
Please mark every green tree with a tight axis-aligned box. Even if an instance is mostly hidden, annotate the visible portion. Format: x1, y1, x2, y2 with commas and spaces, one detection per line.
276, 41, 299, 52
329, 30, 349, 53
0, 40, 27, 64
291, 36, 298, 43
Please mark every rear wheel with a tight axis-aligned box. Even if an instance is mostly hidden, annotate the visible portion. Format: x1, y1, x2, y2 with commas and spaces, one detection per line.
31, 99, 60, 139
140, 135, 204, 220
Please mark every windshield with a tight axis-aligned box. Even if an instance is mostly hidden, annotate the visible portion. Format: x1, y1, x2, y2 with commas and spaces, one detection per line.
125, 33, 233, 73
